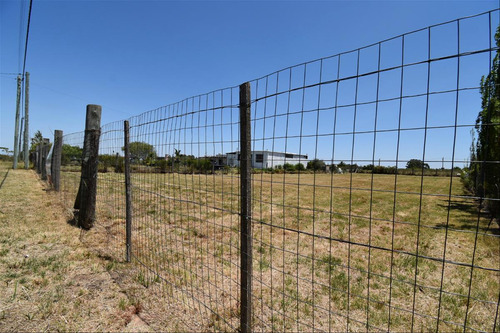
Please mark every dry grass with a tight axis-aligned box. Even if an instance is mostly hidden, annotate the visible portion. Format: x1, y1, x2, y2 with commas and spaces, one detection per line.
0, 162, 154, 332
56, 169, 500, 332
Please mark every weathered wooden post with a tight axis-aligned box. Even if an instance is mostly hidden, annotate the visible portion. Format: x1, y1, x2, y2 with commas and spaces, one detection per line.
51, 130, 63, 191
239, 82, 252, 333
124, 120, 132, 262
41, 138, 50, 180
74, 105, 102, 230
36, 143, 42, 174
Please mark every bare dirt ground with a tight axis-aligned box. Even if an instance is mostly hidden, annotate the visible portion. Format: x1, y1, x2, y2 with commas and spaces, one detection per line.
0, 167, 153, 332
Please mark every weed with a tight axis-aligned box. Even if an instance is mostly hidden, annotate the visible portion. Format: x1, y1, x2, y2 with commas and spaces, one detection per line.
118, 298, 128, 311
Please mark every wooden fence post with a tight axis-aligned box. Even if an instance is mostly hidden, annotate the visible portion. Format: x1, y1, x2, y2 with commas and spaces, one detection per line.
239, 82, 252, 333
74, 105, 102, 230
51, 130, 63, 191
124, 120, 132, 262
36, 144, 42, 174
41, 138, 50, 181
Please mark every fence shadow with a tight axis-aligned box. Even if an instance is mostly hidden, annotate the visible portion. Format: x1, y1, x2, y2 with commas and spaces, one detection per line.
437, 200, 500, 235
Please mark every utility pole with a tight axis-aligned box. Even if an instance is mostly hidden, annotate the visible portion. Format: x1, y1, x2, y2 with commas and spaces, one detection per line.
23, 72, 30, 169
13, 75, 22, 169
19, 118, 24, 160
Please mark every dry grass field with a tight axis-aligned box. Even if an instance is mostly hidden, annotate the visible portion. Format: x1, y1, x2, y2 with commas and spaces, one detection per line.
0, 162, 158, 332
58, 168, 500, 332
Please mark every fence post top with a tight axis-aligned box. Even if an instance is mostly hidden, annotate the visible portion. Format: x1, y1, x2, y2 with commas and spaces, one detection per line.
85, 105, 102, 131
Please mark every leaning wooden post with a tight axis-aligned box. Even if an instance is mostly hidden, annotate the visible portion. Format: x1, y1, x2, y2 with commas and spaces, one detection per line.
124, 120, 132, 262
74, 105, 102, 230
41, 138, 50, 180
51, 130, 63, 191
239, 82, 252, 333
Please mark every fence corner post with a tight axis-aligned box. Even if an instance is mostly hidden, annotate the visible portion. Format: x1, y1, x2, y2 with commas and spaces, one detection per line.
124, 120, 132, 263
239, 81, 252, 333
74, 104, 102, 230
52, 130, 63, 191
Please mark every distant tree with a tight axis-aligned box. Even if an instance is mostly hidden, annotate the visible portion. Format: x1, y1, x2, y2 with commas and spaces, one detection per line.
29, 130, 44, 152
466, 25, 500, 218
195, 158, 213, 173
61, 144, 83, 165
123, 141, 156, 164
406, 159, 430, 170
362, 164, 375, 171
307, 159, 326, 171
283, 163, 296, 172
329, 164, 339, 173
295, 163, 306, 171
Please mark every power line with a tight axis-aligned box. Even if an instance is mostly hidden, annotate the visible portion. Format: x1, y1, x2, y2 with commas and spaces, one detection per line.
21, 0, 33, 79
18, 0, 27, 74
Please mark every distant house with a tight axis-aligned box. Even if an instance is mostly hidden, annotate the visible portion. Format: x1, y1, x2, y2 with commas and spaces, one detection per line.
226, 150, 308, 169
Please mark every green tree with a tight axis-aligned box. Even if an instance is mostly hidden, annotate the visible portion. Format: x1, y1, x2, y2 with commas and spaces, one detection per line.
61, 144, 83, 165
29, 130, 44, 152
295, 163, 305, 171
123, 141, 157, 164
406, 159, 430, 170
467, 25, 500, 218
307, 158, 326, 171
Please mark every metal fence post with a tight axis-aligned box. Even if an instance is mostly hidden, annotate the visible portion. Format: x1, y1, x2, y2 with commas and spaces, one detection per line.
124, 120, 132, 263
239, 82, 252, 333
51, 130, 63, 191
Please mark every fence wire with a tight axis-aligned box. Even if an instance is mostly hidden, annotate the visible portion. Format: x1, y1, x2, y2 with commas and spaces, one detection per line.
57, 9, 499, 332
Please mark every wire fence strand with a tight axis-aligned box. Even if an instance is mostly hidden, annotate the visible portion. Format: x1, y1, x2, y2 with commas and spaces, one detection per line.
55, 9, 500, 332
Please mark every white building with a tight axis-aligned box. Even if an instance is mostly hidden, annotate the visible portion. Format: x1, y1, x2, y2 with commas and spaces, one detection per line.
226, 150, 308, 169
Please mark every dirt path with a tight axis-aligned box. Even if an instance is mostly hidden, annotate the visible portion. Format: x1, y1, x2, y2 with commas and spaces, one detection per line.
0, 168, 151, 332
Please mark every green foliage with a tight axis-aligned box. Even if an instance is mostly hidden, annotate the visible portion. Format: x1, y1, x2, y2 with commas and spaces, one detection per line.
283, 163, 296, 172
466, 25, 500, 218
61, 144, 83, 165
98, 154, 124, 173
406, 159, 430, 170
0, 147, 12, 161
360, 164, 397, 174
307, 159, 326, 171
295, 163, 305, 171
123, 142, 157, 164
29, 130, 44, 153
159, 150, 214, 174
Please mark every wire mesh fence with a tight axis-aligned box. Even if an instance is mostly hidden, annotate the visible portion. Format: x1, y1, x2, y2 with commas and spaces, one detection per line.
55, 9, 499, 332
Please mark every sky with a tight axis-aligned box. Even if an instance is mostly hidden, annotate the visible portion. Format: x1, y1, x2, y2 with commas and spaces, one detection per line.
1, 0, 499, 167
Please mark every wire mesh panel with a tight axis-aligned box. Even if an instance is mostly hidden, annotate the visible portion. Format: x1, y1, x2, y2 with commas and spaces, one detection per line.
53, 9, 500, 332
60, 131, 84, 217
248, 10, 499, 333
126, 88, 242, 330
95, 120, 126, 259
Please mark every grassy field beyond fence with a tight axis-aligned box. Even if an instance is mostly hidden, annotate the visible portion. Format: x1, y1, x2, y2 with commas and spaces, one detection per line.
58, 168, 499, 332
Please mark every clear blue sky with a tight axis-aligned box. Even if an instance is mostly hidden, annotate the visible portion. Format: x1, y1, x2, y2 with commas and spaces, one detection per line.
1, 0, 499, 167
